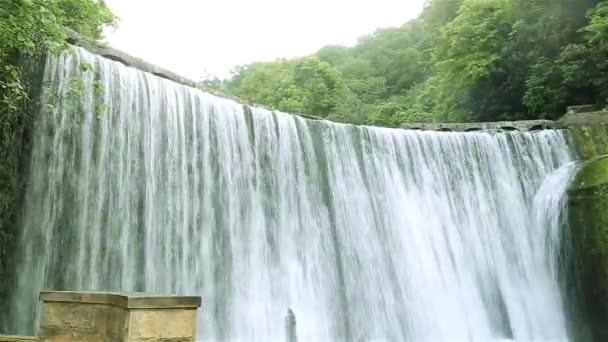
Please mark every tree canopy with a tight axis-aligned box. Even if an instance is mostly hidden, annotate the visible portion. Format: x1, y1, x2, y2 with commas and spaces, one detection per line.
0, 0, 114, 121
217, 0, 608, 127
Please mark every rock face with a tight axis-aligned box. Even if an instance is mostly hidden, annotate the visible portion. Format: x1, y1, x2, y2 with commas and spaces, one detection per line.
568, 156, 608, 340
563, 108, 608, 340
560, 110, 608, 160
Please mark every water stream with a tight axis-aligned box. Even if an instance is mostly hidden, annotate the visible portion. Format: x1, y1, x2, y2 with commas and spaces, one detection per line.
5, 48, 579, 341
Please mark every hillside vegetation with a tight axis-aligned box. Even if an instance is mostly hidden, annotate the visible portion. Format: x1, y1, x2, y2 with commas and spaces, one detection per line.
208, 0, 608, 126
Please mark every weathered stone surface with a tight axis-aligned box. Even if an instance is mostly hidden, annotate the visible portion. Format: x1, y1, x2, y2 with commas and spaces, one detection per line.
570, 156, 608, 190
128, 310, 195, 341
104, 306, 129, 342
38, 302, 129, 342
38, 332, 105, 342
567, 104, 599, 115
38, 292, 200, 342
0, 335, 38, 341
400, 119, 561, 132
39, 291, 201, 309
559, 111, 608, 160
568, 157, 608, 340
39, 303, 98, 331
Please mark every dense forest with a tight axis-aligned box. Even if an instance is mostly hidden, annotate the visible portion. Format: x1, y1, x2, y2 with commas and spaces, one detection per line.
206, 0, 608, 126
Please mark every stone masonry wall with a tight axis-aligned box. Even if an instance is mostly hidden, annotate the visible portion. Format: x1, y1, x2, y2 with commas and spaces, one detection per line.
39, 302, 129, 342
37, 291, 201, 342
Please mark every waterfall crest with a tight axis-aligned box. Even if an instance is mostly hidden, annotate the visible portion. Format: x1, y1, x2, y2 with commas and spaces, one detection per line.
6, 48, 578, 341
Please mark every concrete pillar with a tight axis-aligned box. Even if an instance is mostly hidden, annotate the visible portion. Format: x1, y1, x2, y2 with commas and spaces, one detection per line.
38, 291, 201, 342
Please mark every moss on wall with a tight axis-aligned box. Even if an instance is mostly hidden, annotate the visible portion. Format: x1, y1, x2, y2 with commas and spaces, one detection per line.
568, 124, 608, 160
571, 156, 608, 189
561, 111, 608, 160
565, 113, 608, 341
568, 156, 608, 340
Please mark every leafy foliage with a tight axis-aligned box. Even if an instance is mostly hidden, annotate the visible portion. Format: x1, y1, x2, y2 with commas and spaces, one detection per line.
220, 0, 608, 127
0, 0, 115, 286
228, 57, 349, 117
0, 0, 114, 111
0, 0, 115, 155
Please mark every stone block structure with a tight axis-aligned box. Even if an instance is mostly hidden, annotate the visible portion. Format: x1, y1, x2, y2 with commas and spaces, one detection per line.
0, 291, 201, 342
38, 291, 201, 342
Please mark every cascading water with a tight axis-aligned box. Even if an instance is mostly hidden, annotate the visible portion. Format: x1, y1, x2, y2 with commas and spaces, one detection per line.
4, 47, 580, 341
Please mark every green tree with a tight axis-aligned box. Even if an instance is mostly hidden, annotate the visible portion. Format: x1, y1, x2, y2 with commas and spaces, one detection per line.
229, 57, 349, 117
223, 0, 608, 126
525, 2, 608, 116
0, 0, 115, 117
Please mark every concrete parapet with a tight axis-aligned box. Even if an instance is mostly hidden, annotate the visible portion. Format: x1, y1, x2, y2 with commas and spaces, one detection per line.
400, 119, 561, 132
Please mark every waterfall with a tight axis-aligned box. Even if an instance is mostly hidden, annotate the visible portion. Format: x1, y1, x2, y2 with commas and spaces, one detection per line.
5, 47, 579, 341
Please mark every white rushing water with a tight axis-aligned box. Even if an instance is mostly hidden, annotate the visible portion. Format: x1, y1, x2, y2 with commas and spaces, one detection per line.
5, 48, 579, 341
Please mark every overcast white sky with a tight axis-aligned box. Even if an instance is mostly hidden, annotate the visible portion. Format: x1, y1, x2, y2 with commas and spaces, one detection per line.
103, 0, 426, 80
